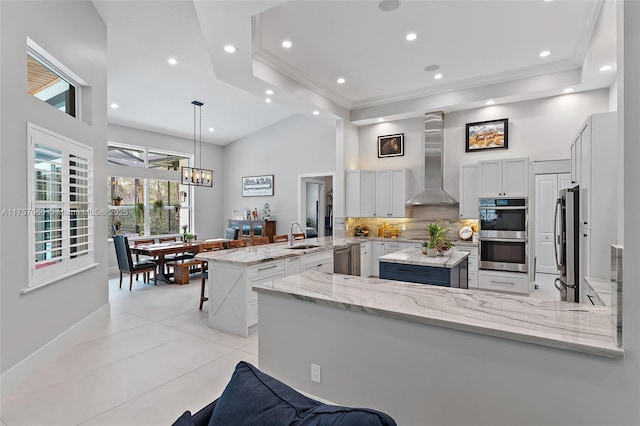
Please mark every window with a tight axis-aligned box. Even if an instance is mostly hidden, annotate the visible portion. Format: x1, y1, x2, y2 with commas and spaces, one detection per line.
107, 143, 191, 238
27, 50, 77, 118
29, 124, 94, 287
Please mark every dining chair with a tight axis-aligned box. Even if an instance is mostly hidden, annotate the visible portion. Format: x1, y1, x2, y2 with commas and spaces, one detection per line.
251, 236, 270, 246
228, 239, 248, 249
133, 238, 156, 282
224, 228, 239, 240
273, 234, 289, 243
199, 241, 225, 310
292, 233, 306, 241
114, 235, 157, 291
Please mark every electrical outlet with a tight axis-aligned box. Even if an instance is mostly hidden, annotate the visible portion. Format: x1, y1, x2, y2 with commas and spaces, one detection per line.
311, 363, 321, 383
345, 224, 349, 230
401, 224, 406, 231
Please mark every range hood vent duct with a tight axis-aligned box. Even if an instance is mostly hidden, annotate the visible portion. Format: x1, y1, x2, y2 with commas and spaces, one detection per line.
406, 111, 459, 206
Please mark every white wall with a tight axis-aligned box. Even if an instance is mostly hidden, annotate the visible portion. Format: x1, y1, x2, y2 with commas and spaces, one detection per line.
223, 114, 335, 235
0, 0, 108, 378
109, 124, 225, 239
357, 89, 609, 202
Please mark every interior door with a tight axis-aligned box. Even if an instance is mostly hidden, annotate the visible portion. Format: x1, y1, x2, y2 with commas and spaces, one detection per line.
535, 174, 559, 274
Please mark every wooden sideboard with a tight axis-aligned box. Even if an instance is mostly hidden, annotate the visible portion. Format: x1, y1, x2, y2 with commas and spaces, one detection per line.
228, 220, 277, 242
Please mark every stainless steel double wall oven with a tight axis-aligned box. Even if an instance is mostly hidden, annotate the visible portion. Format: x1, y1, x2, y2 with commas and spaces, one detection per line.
478, 197, 528, 273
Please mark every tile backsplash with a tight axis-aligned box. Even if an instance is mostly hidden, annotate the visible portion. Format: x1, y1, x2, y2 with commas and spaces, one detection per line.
341, 205, 478, 241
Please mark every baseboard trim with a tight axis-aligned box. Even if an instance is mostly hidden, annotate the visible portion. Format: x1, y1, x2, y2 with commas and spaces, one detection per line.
0, 303, 111, 398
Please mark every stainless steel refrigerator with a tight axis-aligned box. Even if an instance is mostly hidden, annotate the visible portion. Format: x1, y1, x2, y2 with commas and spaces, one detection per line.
554, 186, 580, 302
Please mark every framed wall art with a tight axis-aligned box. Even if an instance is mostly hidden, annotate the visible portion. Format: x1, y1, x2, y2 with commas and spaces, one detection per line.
377, 133, 404, 158
465, 118, 508, 152
242, 175, 274, 197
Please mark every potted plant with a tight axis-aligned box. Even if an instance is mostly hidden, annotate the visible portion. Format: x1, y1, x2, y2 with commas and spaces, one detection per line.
152, 199, 164, 214
425, 221, 442, 256
112, 195, 123, 206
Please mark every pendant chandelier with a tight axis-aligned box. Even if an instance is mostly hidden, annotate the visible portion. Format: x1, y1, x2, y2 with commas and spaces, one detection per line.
181, 100, 213, 187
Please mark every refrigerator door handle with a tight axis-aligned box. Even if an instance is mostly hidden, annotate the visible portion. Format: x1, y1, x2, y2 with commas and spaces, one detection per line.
553, 198, 562, 269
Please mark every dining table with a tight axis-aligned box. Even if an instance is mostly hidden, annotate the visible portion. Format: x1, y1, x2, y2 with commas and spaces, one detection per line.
130, 240, 206, 283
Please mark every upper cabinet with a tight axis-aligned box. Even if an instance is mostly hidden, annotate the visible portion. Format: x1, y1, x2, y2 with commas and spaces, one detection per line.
345, 168, 408, 218
478, 157, 529, 197
376, 169, 407, 218
459, 163, 478, 218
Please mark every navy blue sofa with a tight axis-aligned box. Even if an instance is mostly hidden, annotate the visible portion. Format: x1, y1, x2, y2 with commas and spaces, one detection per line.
172, 361, 396, 426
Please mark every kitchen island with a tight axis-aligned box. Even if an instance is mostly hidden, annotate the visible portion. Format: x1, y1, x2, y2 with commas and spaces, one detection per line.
379, 248, 469, 289
254, 271, 623, 426
195, 236, 360, 337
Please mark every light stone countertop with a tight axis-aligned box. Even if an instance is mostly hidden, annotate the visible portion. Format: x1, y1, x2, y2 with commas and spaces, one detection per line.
351, 236, 478, 247
253, 271, 623, 358
378, 248, 469, 268
585, 276, 611, 306
195, 236, 360, 266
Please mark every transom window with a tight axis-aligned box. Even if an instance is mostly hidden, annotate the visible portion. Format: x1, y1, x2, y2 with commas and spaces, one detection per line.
27, 49, 78, 118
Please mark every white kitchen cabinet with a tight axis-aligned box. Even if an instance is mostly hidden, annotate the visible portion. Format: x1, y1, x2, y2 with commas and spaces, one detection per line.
360, 241, 372, 278
456, 245, 478, 288
345, 169, 405, 218
345, 170, 361, 217
579, 227, 591, 304
360, 170, 377, 217
301, 251, 334, 273
371, 240, 385, 277
570, 138, 578, 185
376, 169, 408, 218
570, 112, 617, 285
404, 242, 422, 250
478, 270, 528, 294
384, 241, 405, 255
459, 163, 479, 218
284, 256, 301, 276
478, 158, 529, 197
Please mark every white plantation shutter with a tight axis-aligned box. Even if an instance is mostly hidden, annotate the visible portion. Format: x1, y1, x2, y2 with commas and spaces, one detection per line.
28, 124, 94, 287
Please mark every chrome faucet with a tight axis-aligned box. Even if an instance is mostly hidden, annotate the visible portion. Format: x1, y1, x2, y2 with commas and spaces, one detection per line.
289, 222, 303, 246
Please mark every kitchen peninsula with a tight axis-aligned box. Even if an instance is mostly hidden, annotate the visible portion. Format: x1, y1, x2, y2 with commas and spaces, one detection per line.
195, 236, 360, 337
254, 272, 623, 425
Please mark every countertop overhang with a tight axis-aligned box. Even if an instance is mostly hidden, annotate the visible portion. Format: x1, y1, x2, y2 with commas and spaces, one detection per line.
253, 271, 623, 358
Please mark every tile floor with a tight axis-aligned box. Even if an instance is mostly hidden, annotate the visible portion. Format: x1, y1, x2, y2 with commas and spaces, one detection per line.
0, 276, 258, 426
0, 269, 563, 425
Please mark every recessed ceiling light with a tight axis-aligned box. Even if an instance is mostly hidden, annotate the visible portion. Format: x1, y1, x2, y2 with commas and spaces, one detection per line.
281, 40, 292, 49
486, 100, 495, 105
377, 118, 385, 122
337, 77, 346, 84
563, 88, 574, 93
265, 98, 272, 103
110, 103, 119, 109
312, 110, 320, 116
167, 58, 178, 65
265, 89, 275, 95
223, 45, 237, 53
378, 0, 400, 11
406, 33, 417, 41
599, 65, 613, 72
209, 127, 215, 132
424, 64, 440, 72
434, 73, 443, 80
539, 50, 551, 57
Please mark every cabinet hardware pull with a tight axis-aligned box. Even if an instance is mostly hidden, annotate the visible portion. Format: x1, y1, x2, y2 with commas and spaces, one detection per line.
490, 280, 514, 285
258, 265, 278, 272
584, 234, 588, 237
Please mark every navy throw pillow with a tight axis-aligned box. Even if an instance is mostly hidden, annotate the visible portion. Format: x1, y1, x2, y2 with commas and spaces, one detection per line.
208, 361, 321, 426
300, 405, 397, 426
172, 410, 194, 426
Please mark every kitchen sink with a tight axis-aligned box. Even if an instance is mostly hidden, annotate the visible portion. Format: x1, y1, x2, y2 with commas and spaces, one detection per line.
286, 245, 320, 250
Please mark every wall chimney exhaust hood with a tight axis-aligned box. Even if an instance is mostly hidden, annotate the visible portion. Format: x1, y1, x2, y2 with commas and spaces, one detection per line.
406, 112, 459, 206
